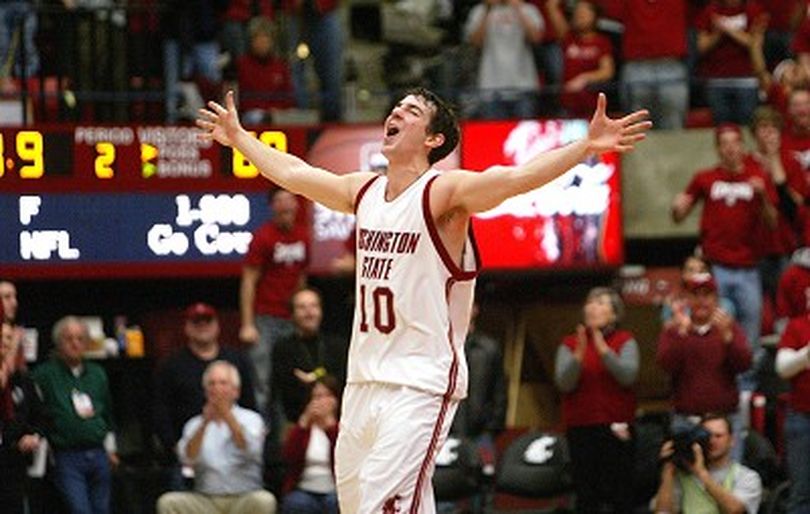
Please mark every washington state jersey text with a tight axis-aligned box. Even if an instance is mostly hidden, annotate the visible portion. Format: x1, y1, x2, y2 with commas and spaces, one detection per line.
359, 230, 421, 280
358, 229, 421, 254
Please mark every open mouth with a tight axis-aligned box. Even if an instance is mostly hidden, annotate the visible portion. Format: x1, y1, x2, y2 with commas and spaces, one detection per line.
386, 126, 400, 137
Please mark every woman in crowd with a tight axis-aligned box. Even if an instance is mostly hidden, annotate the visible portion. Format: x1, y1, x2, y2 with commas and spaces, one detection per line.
280, 375, 340, 514
545, 0, 615, 118
554, 287, 639, 513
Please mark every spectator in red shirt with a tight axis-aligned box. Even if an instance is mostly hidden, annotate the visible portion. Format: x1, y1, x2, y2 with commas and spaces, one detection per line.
221, 0, 274, 71
695, 0, 767, 124
530, 0, 564, 94
599, 0, 689, 129
748, 106, 807, 325
791, 8, 810, 71
280, 0, 343, 121
545, 0, 615, 118
775, 314, 810, 512
554, 287, 638, 513
782, 88, 810, 183
672, 123, 778, 390
236, 16, 295, 125
751, 17, 810, 117
656, 273, 752, 456
776, 247, 810, 328
758, 0, 806, 68
240, 188, 309, 424
280, 376, 340, 514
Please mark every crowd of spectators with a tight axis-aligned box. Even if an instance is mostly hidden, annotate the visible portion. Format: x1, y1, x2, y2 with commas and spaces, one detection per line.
4, 133, 810, 514
3, 0, 810, 126
5, 1, 810, 513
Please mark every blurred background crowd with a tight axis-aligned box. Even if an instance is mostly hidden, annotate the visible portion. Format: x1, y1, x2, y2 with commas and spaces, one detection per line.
4, 1, 810, 514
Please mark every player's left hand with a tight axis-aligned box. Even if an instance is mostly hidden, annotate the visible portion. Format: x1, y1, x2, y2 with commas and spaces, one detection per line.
197, 90, 243, 148
587, 93, 651, 155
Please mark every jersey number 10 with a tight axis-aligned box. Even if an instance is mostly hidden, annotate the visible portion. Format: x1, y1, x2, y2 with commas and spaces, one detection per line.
358, 285, 395, 334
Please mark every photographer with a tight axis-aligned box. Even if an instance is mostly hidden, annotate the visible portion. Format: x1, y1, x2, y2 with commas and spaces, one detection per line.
652, 414, 762, 514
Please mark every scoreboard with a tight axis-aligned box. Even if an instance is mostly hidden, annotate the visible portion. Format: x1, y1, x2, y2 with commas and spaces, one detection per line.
0, 125, 308, 279
0, 126, 303, 184
1, 119, 625, 280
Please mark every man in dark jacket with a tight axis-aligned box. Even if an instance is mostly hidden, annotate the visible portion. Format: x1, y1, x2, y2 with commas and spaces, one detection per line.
452, 301, 507, 443
272, 287, 348, 423
440, 302, 507, 512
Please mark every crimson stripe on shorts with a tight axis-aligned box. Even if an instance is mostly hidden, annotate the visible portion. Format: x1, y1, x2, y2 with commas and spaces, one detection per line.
409, 278, 459, 513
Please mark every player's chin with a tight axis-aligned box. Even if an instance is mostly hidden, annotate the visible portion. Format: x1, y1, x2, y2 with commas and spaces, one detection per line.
380, 142, 395, 158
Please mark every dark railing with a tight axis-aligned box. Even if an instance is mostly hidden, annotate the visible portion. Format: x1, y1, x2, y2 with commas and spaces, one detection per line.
1, 3, 703, 126
1, 4, 165, 123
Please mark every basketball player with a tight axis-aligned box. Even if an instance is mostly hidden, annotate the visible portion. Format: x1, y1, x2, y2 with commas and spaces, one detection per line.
197, 88, 650, 514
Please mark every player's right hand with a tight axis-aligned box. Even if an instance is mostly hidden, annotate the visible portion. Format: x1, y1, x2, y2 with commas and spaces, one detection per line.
239, 324, 260, 345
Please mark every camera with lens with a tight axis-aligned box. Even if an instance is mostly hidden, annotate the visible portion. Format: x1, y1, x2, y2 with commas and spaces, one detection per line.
668, 423, 711, 471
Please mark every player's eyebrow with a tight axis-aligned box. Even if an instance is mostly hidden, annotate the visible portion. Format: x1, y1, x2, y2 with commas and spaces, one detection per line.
396, 100, 424, 116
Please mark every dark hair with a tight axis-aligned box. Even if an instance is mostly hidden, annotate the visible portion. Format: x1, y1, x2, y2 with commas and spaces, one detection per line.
750, 105, 784, 132
701, 412, 732, 435
402, 87, 460, 165
288, 285, 323, 313
267, 187, 293, 204
682, 254, 709, 273
575, 0, 601, 19
247, 16, 274, 40
585, 286, 625, 323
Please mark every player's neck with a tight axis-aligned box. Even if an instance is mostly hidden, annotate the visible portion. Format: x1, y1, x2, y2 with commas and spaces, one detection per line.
719, 160, 743, 173
385, 161, 431, 201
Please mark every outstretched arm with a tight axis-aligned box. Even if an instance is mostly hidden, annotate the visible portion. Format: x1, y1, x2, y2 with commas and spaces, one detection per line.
436, 93, 650, 214
197, 91, 375, 213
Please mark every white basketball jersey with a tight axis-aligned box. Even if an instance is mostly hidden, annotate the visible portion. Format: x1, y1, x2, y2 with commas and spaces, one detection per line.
348, 170, 480, 400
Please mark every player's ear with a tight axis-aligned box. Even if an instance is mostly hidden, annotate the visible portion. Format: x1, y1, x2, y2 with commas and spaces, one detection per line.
426, 133, 445, 149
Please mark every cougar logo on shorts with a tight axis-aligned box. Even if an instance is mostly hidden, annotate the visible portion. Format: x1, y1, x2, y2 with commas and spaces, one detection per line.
382, 494, 401, 513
